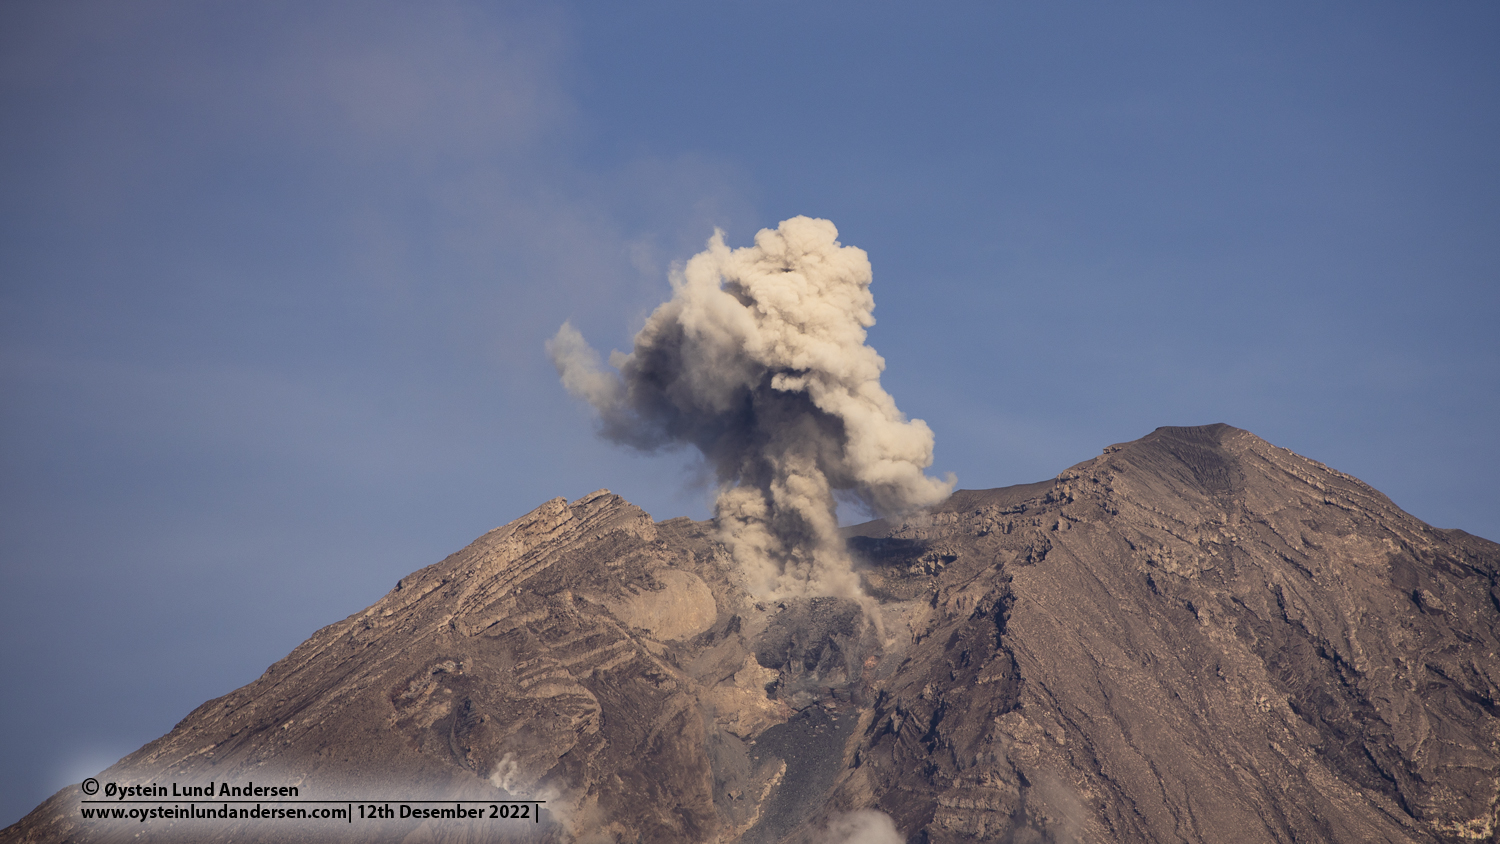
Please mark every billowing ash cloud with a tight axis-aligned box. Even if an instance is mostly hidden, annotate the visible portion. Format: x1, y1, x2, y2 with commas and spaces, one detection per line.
549, 216, 953, 598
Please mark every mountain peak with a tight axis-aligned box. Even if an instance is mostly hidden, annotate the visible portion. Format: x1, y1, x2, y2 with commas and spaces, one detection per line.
7, 426, 1497, 844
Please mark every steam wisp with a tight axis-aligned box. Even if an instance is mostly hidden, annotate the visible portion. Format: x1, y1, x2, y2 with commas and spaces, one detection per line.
549, 217, 953, 599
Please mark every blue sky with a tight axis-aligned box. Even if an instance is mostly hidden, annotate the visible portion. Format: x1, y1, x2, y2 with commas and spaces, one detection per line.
2, 0, 1497, 826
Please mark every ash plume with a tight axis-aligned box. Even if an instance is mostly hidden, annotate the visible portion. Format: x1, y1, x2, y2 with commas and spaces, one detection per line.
549, 216, 953, 599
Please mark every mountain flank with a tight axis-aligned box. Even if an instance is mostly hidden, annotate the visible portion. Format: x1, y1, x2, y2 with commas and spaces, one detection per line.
5, 424, 1498, 843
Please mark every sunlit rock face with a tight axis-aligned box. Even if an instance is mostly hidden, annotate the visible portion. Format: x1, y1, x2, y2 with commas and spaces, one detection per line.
6, 424, 1499, 844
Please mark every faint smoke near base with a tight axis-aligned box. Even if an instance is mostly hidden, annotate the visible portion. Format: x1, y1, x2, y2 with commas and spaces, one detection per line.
823, 809, 903, 844
549, 216, 953, 600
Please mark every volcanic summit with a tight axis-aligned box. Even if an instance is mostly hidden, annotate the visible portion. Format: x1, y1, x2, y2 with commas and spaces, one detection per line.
4, 424, 1498, 843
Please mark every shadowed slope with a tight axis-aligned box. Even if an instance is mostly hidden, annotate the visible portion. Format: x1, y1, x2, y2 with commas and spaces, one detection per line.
810, 424, 1500, 843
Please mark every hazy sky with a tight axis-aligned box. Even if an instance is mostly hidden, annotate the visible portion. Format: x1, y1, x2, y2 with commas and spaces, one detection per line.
2, 0, 1497, 827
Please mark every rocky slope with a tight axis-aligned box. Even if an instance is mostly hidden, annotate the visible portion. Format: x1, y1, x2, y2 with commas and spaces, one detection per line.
5, 424, 1498, 843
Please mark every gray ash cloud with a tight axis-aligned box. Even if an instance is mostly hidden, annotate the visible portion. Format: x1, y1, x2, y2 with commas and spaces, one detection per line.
550, 216, 952, 599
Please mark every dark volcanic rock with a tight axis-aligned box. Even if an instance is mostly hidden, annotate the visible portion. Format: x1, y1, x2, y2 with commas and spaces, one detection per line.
6, 424, 1499, 843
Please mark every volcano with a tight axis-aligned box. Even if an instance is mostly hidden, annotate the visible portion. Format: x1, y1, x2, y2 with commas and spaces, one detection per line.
5, 424, 1498, 843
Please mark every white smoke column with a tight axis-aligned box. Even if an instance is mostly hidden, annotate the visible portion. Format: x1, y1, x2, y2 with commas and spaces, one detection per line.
549, 216, 953, 598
